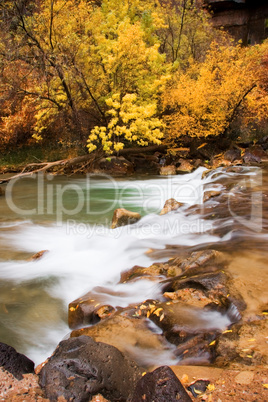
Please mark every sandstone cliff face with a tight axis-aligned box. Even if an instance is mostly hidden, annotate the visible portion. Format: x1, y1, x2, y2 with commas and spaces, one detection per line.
204, 0, 268, 44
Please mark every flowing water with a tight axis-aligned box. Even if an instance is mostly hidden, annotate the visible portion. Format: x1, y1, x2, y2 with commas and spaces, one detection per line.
0, 166, 267, 366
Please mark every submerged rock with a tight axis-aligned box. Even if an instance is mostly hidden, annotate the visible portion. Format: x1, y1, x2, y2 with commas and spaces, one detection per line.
160, 198, 183, 216
203, 190, 221, 202
129, 366, 192, 402
28, 250, 48, 261
177, 250, 225, 274
39, 335, 143, 402
0, 342, 35, 380
111, 208, 141, 229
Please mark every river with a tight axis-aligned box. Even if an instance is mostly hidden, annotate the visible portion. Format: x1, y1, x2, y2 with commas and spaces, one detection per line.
0, 166, 267, 366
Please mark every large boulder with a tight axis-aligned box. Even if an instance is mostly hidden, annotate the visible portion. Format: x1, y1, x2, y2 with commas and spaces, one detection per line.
0, 342, 35, 380
39, 335, 143, 402
111, 208, 141, 229
129, 366, 192, 402
70, 314, 170, 364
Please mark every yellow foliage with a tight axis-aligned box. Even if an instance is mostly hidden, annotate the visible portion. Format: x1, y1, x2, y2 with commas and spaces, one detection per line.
87, 93, 163, 154
163, 39, 268, 143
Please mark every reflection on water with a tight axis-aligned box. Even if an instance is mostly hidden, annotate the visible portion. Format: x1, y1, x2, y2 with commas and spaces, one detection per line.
0, 166, 267, 365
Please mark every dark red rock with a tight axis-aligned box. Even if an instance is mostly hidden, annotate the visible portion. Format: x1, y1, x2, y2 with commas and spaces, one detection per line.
39, 335, 143, 402
129, 366, 192, 402
0, 342, 35, 380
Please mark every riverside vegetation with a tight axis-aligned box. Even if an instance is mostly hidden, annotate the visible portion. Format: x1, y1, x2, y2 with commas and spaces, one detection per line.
0, 0, 267, 170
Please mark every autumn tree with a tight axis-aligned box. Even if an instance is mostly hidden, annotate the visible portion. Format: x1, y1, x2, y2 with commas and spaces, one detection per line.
0, 0, 170, 152
162, 38, 268, 145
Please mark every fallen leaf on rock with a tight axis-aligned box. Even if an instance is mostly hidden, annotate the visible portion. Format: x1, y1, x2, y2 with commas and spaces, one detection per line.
180, 374, 189, 384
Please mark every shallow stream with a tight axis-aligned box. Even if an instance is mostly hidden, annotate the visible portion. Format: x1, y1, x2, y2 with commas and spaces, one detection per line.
0, 166, 267, 366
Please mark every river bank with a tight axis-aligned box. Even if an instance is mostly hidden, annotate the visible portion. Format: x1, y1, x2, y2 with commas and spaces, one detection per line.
1, 135, 268, 181
0, 160, 267, 400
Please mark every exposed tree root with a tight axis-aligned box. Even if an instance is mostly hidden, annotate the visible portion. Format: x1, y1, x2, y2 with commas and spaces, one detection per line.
0, 155, 92, 184
0, 144, 167, 184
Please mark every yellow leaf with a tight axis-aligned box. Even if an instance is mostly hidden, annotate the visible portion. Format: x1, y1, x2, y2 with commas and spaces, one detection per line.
207, 384, 215, 392
209, 340, 216, 346
153, 308, 163, 317
263, 384, 268, 389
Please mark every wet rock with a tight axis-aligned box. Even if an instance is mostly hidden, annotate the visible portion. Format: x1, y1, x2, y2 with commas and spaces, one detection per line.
147, 301, 222, 345
68, 294, 115, 329
176, 159, 194, 174
71, 313, 170, 365
224, 148, 241, 162
160, 165, 176, 175
28, 250, 48, 261
164, 271, 229, 297
111, 208, 141, 229
159, 198, 183, 215
163, 288, 215, 309
178, 250, 225, 274
129, 366, 192, 402
97, 156, 134, 176
215, 318, 268, 367
203, 190, 221, 202
120, 263, 169, 283
175, 332, 217, 364
39, 335, 143, 402
0, 342, 35, 380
